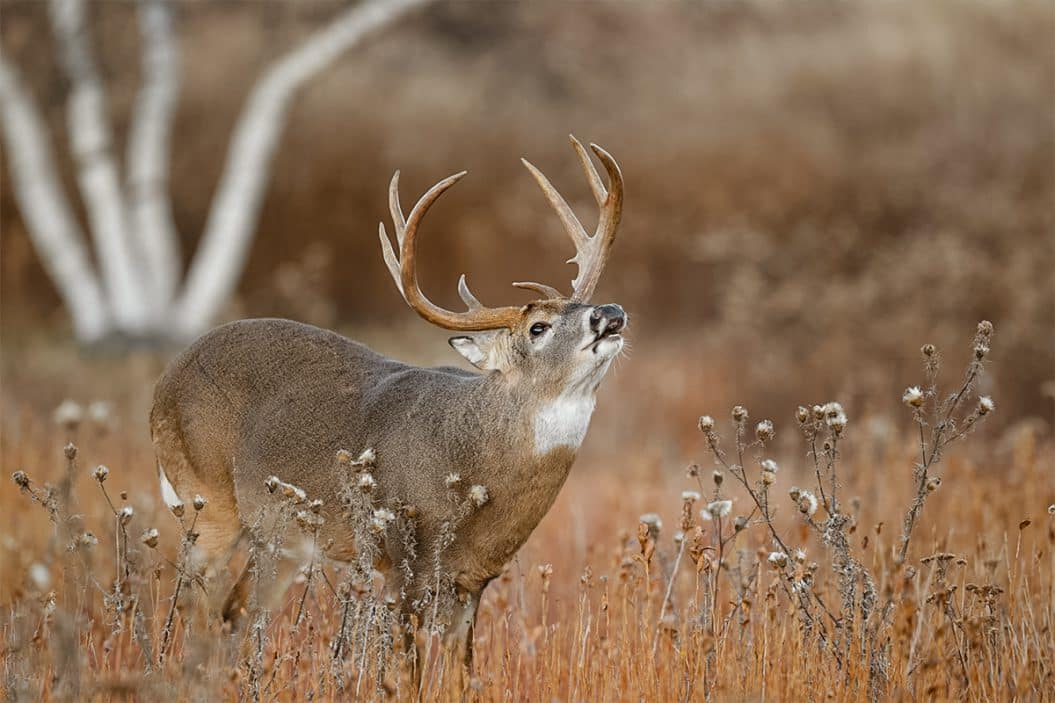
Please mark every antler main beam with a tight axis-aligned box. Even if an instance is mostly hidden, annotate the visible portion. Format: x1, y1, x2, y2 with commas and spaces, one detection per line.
379, 171, 524, 331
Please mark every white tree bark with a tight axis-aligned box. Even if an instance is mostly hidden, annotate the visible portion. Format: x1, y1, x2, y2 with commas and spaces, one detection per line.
172, 0, 430, 340
49, 0, 151, 333
127, 0, 181, 317
0, 56, 111, 342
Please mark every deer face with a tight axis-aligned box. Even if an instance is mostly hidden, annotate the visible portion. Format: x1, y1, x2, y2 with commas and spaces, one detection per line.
448, 300, 627, 391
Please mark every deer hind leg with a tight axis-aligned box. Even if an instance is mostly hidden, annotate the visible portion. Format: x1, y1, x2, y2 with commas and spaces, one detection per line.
152, 420, 244, 621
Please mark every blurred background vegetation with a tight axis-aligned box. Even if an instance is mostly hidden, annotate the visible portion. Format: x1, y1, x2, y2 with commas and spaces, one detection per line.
2, 0, 1052, 428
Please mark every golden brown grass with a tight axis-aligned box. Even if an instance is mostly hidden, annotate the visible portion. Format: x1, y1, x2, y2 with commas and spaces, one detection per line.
1, 322, 1052, 702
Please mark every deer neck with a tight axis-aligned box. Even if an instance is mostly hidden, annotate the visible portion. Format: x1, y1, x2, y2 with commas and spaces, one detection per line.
473, 371, 598, 458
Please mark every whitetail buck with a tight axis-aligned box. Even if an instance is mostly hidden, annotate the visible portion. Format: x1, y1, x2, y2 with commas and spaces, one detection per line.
150, 136, 626, 666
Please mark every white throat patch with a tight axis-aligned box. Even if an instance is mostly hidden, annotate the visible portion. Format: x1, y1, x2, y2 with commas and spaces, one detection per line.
533, 394, 596, 455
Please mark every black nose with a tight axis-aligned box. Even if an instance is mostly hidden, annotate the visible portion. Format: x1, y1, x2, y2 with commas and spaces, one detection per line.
590, 304, 626, 335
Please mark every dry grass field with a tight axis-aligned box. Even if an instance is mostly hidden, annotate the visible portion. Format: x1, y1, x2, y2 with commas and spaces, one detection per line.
2, 321, 1052, 701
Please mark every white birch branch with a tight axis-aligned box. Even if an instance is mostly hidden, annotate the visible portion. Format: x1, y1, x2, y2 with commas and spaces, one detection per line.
172, 0, 430, 340
127, 0, 181, 316
50, 0, 151, 333
0, 56, 111, 342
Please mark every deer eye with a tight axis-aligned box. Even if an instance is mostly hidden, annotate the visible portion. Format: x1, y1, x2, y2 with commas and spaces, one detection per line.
529, 322, 550, 337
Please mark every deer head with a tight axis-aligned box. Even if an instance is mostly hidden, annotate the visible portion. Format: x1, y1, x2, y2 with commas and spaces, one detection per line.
378, 136, 627, 396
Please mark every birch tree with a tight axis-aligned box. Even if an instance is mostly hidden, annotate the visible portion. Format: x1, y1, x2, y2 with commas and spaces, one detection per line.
0, 0, 430, 344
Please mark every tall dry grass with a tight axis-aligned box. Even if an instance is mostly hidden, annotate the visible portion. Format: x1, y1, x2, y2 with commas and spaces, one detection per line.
1, 321, 1051, 701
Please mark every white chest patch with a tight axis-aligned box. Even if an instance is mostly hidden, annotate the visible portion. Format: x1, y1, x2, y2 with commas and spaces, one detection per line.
533, 394, 596, 455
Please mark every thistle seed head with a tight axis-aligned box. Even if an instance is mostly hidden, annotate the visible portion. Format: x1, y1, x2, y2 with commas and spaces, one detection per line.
797, 491, 819, 516
767, 551, 788, 568
53, 400, 83, 431
93, 465, 109, 483
469, 484, 490, 508
357, 473, 376, 493
731, 406, 748, 424
141, 527, 160, 548
698, 415, 715, 432
193, 495, 207, 511
701, 499, 732, 521
978, 396, 995, 415
755, 420, 775, 442
903, 386, 924, 408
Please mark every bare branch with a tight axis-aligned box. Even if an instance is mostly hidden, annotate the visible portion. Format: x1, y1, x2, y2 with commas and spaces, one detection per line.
0, 55, 111, 342
173, 0, 432, 340
49, 0, 151, 332
127, 0, 182, 314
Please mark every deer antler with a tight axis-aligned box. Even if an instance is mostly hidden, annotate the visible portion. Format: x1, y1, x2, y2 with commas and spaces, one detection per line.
379, 171, 523, 331
521, 135, 624, 302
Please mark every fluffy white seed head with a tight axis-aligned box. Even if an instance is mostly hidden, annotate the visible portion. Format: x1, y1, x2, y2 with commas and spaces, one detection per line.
978, 396, 995, 415
767, 551, 788, 568
469, 484, 490, 508
797, 491, 819, 516
639, 513, 662, 530
701, 500, 733, 520
53, 400, 83, 430
755, 420, 775, 442
141, 527, 160, 548
903, 386, 924, 408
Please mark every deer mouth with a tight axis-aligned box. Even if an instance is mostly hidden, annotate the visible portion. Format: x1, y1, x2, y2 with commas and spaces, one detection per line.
585, 329, 623, 353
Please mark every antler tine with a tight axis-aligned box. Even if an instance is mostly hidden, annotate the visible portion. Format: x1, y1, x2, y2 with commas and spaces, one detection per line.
388, 170, 407, 246
522, 137, 624, 302
378, 221, 404, 296
569, 135, 606, 207
379, 170, 523, 331
457, 274, 483, 311
521, 158, 590, 252
512, 281, 563, 299
570, 141, 623, 301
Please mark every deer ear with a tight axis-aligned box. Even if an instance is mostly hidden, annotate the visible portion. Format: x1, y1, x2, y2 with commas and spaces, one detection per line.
449, 334, 503, 371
